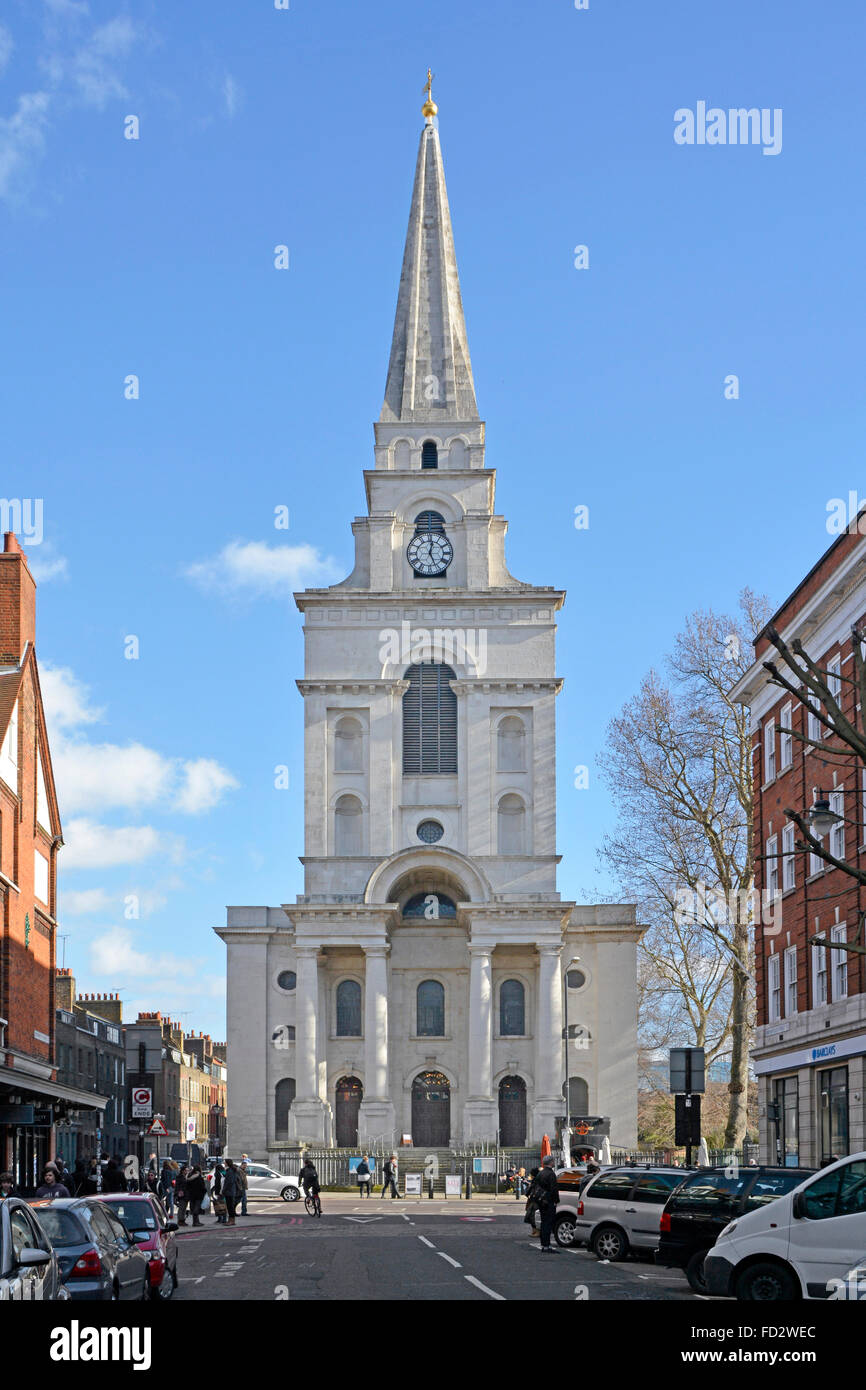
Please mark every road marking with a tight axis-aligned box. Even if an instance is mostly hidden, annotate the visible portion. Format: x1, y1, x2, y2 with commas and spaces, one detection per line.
464, 1275, 505, 1301
417, 1236, 437, 1249
437, 1252, 461, 1268
460, 1216, 494, 1222
194, 1276, 205, 1284
343, 1216, 383, 1223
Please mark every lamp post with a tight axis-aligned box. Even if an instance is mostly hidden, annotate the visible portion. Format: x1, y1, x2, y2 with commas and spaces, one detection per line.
808, 791, 842, 838
561, 956, 581, 1166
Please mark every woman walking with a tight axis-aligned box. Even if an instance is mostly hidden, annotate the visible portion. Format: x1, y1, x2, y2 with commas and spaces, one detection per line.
222, 1159, 242, 1225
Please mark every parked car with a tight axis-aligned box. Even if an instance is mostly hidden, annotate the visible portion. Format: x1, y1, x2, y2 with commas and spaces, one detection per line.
657, 1165, 813, 1293
704, 1152, 866, 1300
96, 1193, 178, 1301
234, 1161, 301, 1202
30, 1197, 150, 1301
0, 1196, 68, 1301
553, 1166, 687, 1256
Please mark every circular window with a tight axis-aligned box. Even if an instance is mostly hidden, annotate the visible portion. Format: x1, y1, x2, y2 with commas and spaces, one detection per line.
417, 820, 444, 844
277, 970, 297, 992
566, 970, 586, 990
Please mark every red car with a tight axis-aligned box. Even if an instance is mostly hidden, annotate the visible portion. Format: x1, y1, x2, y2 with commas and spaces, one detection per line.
96, 1193, 178, 1300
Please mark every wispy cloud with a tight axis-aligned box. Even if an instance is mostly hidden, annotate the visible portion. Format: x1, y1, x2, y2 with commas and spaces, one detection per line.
0, 91, 51, 200
88, 926, 226, 1005
222, 73, 241, 119
0, 24, 13, 75
61, 817, 184, 870
40, 664, 104, 730
184, 539, 343, 599
28, 541, 68, 583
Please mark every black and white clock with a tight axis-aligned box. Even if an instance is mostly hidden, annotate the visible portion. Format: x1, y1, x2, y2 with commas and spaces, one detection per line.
407, 510, 453, 577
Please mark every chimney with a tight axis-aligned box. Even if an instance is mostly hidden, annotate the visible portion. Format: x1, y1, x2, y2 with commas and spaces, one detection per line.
55, 969, 75, 1012
0, 533, 36, 665
82, 992, 122, 1025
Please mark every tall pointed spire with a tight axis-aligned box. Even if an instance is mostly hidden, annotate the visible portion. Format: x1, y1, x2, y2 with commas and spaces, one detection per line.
380, 85, 479, 424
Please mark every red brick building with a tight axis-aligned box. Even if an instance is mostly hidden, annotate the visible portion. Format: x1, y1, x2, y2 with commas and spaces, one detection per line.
0, 533, 102, 1187
733, 523, 866, 1167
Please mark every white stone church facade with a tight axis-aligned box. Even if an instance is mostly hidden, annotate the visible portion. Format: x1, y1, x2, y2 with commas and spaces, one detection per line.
216, 96, 643, 1158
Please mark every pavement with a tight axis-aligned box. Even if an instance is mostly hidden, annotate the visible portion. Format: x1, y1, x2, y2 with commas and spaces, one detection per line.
169, 1194, 706, 1301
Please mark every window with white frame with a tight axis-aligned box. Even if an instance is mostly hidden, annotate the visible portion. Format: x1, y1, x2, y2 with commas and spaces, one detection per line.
779, 703, 793, 770
765, 834, 779, 897
829, 790, 845, 860
806, 697, 822, 744
830, 924, 848, 1000
783, 946, 797, 1016
782, 823, 796, 891
768, 952, 781, 1022
812, 935, 828, 1007
763, 719, 776, 782
827, 654, 842, 713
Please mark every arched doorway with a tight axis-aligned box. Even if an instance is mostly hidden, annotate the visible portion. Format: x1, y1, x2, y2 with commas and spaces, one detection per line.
411, 1071, 451, 1147
335, 1076, 363, 1148
498, 1075, 527, 1146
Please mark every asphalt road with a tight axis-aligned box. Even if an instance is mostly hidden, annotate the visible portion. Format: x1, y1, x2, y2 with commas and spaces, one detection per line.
170, 1195, 705, 1301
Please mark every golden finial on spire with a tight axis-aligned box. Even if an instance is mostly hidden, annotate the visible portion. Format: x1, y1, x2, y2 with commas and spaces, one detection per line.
422, 67, 438, 120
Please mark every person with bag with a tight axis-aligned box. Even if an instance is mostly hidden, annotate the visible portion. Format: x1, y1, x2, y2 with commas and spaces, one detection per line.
356, 1154, 372, 1197
212, 1160, 227, 1223
222, 1159, 242, 1225
381, 1153, 401, 1199
534, 1154, 560, 1253
175, 1165, 189, 1225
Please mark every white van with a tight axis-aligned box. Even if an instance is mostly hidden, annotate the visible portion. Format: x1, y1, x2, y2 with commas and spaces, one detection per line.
705, 1151, 866, 1300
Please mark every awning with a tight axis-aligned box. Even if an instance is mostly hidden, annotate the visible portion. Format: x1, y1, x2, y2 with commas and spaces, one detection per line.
0, 1067, 111, 1111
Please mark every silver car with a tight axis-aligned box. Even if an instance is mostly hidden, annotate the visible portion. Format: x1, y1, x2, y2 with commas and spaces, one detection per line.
0, 1196, 69, 1301
553, 1167, 686, 1258
238, 1162, 301, 1202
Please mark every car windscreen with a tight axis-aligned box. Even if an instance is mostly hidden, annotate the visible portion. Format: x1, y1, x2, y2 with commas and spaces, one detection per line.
30, 1207, 85, 1247
743, 1172, 808, 1210
101, 1202, 158, 1233
668, 1172, 749, 1213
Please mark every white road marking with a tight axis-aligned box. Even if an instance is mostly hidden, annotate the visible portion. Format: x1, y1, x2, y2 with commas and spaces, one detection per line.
465, 1275, 505, 1301
343, 1216, 383, 1223
437, 1252, 461, 1268
194, 1276, 205, 1284
417, 1236, 437, 1249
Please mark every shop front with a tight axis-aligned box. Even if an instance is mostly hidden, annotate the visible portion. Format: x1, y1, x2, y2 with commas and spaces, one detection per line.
756, 1031, 866, 1169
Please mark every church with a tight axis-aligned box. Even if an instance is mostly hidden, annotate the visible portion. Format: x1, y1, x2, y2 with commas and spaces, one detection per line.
216, 82, 643, 1157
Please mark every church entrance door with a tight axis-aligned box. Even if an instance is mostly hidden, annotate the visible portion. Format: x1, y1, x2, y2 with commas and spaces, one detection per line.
411, 1071, 450, 1147
335, 1076, 363, 1148
498, 1075, 527, 1146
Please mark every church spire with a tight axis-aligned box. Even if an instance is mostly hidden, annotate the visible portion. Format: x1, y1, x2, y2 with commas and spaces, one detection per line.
380, 81, 479, 425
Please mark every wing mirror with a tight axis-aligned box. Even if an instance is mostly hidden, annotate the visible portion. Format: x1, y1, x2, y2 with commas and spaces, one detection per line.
792, 1192, 806, 1220
18, 1246, 51, 1268
164, 1221, 178, 1233
133, 1231, 151, 1243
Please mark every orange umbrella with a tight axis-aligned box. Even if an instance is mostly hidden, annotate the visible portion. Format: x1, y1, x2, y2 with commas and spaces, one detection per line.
540, 1133, 551, 1159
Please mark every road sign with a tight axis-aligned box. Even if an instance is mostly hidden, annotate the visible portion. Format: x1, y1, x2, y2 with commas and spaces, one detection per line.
669, 1047, 705, 1095
147, 1117, 168, 1136
675, 1093, 702, 1146
445, 1175, 462, 1196
132, 1087, 153, 1118
185, 1117, 196, 1141
404, 1174, 422, 1195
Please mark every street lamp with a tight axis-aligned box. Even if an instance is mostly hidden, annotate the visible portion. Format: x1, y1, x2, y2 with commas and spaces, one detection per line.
808, 792, 842, 838
561, 956, 581, 1167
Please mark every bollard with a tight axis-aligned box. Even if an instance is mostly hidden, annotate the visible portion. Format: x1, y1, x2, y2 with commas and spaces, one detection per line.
466, 1171, 472, 1200
428, 1177, 434, 1199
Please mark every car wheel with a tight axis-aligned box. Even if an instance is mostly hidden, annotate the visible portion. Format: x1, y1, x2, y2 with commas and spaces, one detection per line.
140, 1276, 150, 1301
553, 1214, 578, 1249
281, 1186, 298, 1202
735, 1261, 799, 1302
591, 1225, 629, 1261
685, 1249, 709, 1295
110, 1282, 119, 1302
153, 1266, 174, 1301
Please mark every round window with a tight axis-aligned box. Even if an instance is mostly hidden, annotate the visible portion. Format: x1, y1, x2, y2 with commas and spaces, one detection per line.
566, 970, 586, 990
277, 970, 297, 992
417, 820, 444, 844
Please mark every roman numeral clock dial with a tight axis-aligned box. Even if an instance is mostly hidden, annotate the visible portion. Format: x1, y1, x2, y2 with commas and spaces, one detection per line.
407, 528, 453, 577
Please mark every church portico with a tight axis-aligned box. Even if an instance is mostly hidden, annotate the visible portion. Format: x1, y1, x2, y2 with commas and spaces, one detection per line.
217, 82, 644, 1162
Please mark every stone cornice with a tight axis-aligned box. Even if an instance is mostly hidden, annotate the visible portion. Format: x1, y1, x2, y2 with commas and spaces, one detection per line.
296, 679, 409, 696
450, 678, 563, 695
295, 590, 565, 611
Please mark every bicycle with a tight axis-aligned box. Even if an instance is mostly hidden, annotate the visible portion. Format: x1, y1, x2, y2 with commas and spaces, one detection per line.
304, 1188, 322, 1217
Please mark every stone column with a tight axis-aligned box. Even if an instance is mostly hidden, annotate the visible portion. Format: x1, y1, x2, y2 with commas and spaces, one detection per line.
531, 943, 564, 1141
288, 947, 330, 1142
463, 942, 497, 1140
358, 945, 395, 1145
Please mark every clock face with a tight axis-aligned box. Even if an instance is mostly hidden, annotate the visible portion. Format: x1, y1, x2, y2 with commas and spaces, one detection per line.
407, 529, 453, 576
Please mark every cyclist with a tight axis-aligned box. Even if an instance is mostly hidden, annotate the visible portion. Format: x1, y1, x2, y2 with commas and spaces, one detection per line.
299, 1158, 321, 1216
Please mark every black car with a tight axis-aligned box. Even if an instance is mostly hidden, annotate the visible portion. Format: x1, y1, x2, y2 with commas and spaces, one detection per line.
657, 1166, 813, 1293
30, 1197, 150, 1301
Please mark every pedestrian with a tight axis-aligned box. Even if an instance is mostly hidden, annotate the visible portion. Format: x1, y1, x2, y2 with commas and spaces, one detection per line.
238, 1161, 249, 1215
70, 1159, 87, 1196
578, 1161, 601, 1194
222, 1159, 241, 1225
0, 1172, 19, 1199
356, 1154, 372, 1197
523, 1167, 541, 1237
175, 1165, 189, 1225
381, 1153, 401, 1199
159, 1160, 176, 1215
35, 1167, 71, 1199
211, 1160, 227, 1223
186, 1165, 206, 1226
535, 1154, 560, 1253
102, 1159, 125, 1193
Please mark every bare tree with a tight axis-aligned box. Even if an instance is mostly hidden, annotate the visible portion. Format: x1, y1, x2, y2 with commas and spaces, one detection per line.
599, 590, 773, 1147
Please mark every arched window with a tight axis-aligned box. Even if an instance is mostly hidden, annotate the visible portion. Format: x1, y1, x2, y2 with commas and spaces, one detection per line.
334, 794, 363, 855
417, 980, 445, 1036
394, 439, 411, 468
274, 1077, 295, 1140
448, 439, 467, 468
413, 509, 445, 532
500, 979, 525, 1035
403, 663, 457, 774
421, 440, 438, 469
568, 1076, 589, 1116
334, 716, 363, 772
497, 794, 526, 855
497, 716, 525, 772
402, 892, 457, 920
336, 980, 362, 1036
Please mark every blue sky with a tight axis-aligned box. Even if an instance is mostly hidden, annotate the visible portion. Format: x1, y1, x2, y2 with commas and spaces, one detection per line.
2, 1, 864, 1038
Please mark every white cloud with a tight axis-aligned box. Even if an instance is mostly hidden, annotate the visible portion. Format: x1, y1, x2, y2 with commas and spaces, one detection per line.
223, 74, 241, 119
176, 758, 240, 815
55, 740, 175, 813
0, 91, 51, 200
67, 15, 137, 108
61, 817, 182, 870
40, 665, 104, 730
184, 540, 342, 599
61, 886, 113, 915
28, 542, 68, 583
87, 927, 226, 1006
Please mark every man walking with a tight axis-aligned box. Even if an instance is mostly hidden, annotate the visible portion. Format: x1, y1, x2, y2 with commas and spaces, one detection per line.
238, 1160, 249, 1215
186, 1164, 206, 1227
356, 1154, 372, 1197
381, 1153, 401, 1199
535, 1154, 560, 1253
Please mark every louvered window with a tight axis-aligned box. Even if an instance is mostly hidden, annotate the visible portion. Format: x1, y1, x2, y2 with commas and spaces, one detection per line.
403, 663, 457, 774
414, 510, 445, 532
421, 440, 439, 469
